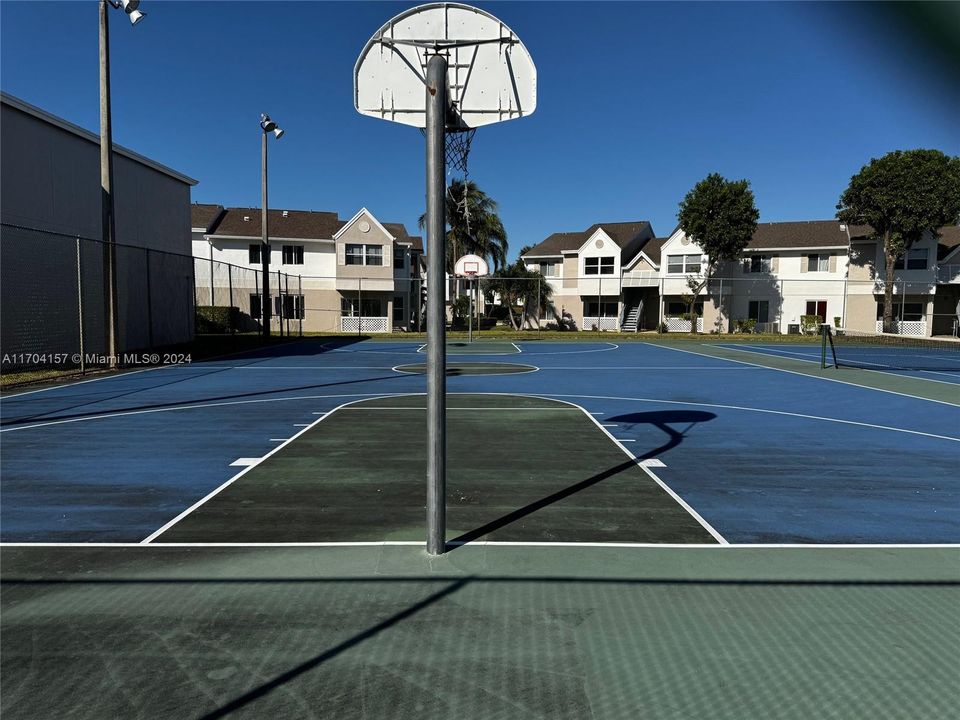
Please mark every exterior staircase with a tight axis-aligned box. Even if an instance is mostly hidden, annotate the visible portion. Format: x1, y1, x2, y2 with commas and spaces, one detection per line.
621, 301, 642, 333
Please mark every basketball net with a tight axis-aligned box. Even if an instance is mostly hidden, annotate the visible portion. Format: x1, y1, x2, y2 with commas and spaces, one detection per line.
421, 125, 476, 238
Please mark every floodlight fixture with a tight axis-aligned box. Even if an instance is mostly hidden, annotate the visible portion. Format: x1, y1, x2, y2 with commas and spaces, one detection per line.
109, 0, 146, 25
261, 114, 284, 139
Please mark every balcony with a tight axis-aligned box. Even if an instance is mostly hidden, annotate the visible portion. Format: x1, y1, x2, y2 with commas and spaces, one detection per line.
341, 316, 390, 333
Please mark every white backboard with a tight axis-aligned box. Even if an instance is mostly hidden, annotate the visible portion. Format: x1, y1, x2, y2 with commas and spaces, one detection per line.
355, 3, 537, 129
454, 253, 489, 277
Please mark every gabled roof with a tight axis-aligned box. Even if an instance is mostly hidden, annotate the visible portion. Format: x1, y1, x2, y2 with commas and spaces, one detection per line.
209, 208, 344, 240
191, 203, 224, 232
936, 226, 960, 261
522, 222, 654, 262
408, 236, 423, 252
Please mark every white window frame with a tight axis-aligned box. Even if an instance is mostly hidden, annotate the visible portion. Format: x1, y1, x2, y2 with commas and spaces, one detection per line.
807, 254, 829, 272
667, 254, 702, 274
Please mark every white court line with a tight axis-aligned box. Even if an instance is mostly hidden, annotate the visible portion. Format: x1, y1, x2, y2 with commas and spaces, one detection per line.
567, 396, 728, 545
513, 342, 620, 356
602, 424, 618, 427
391, 362, 539, 375
545, 392, 960, 443
0, 365, 164, 399
229, 458, 261, 467
269, 438, 289, 442
648, 342, 960, 407
721, 345, 960, 385
3, 541, 956, 549
1, 339, 314, 399
511, 342, 522, 354
293, 423, 310, 427
140, 400, 358, 543
0, 392, 413, 433
134, 392, 726, 547
617, 439, 636, 442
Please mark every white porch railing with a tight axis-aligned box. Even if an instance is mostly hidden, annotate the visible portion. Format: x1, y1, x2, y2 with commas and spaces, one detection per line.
875, 320, 927, 336
582, 317, 620, 331
665, 316, 704, 333
937, 265, 960, 284
341, 316, 390, 333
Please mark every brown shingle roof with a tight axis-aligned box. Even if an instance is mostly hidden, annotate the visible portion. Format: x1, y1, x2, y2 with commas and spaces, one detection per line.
521, 231, 586, 257
937, 226, 960, 261
191, 203, 224, 232
407, 235, 423, 252
383, 223, 410, 242
210, 208, 343, 240
522, 222, 654, 261
747, 221, 861, 250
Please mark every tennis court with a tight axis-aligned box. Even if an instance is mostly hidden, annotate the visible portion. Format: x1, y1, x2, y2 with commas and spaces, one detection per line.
2, 338, 958, 718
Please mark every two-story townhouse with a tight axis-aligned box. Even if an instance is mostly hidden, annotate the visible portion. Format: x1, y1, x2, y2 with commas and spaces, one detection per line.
848, 224, 960, 337
521, 221, 656, 330
334, 209, 422, 333
664, 221, 959, 336
193, 205, 420, 333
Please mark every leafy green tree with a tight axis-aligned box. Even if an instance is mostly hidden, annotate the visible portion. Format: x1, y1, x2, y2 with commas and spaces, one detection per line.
419, 180, 508, 273
484, 260, 553, 330
677, 173, 760, 332
837, 149, 960, 333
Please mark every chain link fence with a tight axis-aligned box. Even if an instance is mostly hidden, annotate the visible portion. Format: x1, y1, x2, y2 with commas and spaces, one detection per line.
4, 223, 958, 373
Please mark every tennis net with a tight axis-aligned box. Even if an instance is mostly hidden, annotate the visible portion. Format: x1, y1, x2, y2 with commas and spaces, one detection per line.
822, 326, 960, 372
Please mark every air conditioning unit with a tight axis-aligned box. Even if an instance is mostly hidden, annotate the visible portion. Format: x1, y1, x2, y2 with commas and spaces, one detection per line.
771, 322, 780, 334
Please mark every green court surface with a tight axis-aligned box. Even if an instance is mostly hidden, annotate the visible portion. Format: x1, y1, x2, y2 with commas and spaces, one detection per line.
420, 341, 521, 355
394, 362, 537, 375
1, 545, 956, 719
157, 395, 716, 544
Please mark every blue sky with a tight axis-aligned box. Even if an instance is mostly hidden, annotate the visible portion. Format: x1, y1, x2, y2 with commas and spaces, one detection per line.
2, 1, 958, 258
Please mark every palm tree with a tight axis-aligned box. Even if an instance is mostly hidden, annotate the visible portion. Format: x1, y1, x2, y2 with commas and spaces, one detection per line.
419, 180, 508, 273
485, 260, 553, 330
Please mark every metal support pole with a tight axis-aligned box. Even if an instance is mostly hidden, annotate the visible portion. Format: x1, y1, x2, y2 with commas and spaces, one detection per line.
261, 132, 271, 338
717, 277, 723, 333
228, 264, 234, 335
537, 276, 541, 337
425, 53, 447, 556
357, 276, 362, 337
77, 237, 86, 375
209, 245, 214, 309
99, 0, 119, 368
298, 275, 303, 337
145, 249, 153, 350
468, 277, 473, 343
277, 269, 283, 337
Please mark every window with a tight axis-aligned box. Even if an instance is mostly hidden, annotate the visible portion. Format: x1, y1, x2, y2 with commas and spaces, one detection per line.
281, 294, 305, 319
341, 297, 383, 317
584, 257, 614, 275
806, 254, 830, 272
805, 300, 828, 322
876, 302, 924, 321
540, 262, 558, 276
249, 244, 271, 264
393, 295, 405, 323
583, 301, 618, 317
346, 244, 384, 266
545, 305, 556, 321
394, 247, 406, 269
282, 245, 304, 265
894, 248, 928, 271
667, 255, 702, 274
666, 301, 703, 316
748, 300, 769, 323
365, 245, 383, 266
746, 255, 770, 273
250, 293, 262, 319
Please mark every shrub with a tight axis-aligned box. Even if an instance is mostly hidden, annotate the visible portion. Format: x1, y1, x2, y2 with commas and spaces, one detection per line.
196, 306, 239, 333
800, 315, 821, 334
734, 318, 757, 334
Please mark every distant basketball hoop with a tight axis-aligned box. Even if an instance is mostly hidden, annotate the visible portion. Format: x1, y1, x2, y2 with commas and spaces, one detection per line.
454, 254, 489, 278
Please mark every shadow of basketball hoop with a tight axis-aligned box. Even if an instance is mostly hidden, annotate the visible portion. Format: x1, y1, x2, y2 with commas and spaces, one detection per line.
606, 410, 717, 459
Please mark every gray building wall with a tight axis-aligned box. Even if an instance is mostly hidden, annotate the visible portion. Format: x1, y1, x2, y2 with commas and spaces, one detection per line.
1, 95, 197, 363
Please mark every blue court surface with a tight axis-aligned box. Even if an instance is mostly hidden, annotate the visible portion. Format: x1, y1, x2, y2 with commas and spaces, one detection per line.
2, 338, 958, 544
717, 340, 960, 384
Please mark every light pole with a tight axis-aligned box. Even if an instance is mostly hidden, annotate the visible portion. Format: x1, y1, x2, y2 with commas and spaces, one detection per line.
260, 113, 284, 338
100, 0, 145, 368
